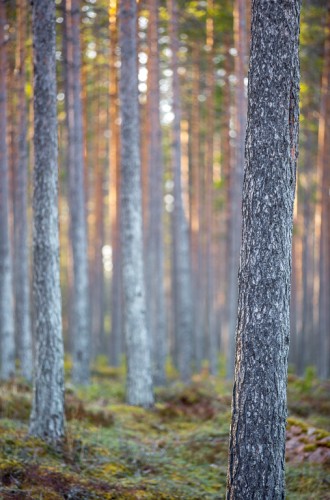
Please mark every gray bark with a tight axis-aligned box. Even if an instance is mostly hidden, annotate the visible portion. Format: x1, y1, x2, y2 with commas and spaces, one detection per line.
146, 0, 166, 386
226, 0, 247, 379
29, 0, 65, 443
298, 130, 314, 374
317, 7, 330, 379
65, 0, 90, 384
109, 5, 123, 367
226, 0, 301, 498
119, 0, 154, 407
189, 45, 203, 372
0, 0, 15, 380
168, 0, 193, 382
13, 0, 33, 381
204, 0, 218, 376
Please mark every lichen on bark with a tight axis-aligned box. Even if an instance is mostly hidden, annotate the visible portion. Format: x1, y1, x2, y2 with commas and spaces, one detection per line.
226, 0, 301, 498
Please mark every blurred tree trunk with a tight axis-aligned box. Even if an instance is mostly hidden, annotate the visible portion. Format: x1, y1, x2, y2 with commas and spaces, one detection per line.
91, 63, 105, 359
221, 32, 233, 362
289, 203, 299, 371
298, 128, 315, 374
0, 0, 15, 380
226, 0, 247, 379
109, 0, 123, 367
168, 0, 193, 382
146, 0, 166, 385
29, 0, 65, 443
119, 0, 153, 406
65, 0, 90, 384
13, 0, 33, 381
316, 9, 330, 378
204, 0, 217, 375
227, 0, 301, 496
189, 43, 203, 371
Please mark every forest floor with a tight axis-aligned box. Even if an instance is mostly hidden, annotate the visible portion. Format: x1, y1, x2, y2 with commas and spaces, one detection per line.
0, 361, 329, 499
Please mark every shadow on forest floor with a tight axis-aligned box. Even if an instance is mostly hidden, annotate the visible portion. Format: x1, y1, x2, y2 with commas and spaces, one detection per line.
0, 364, 329, 499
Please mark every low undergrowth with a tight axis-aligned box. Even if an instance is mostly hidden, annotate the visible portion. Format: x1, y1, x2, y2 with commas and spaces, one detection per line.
0, 367, 329, 499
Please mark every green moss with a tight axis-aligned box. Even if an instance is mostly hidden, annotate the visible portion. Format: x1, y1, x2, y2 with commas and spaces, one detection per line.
303, 444, 317, 452
0, 373, 329, 499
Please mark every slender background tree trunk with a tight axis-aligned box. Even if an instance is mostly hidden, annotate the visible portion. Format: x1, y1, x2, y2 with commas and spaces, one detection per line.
146, 0, 167, 386
226, 0, 247, 379
119, 0, 153, 407
13, 0, 33, 381
65, 0, 90, 384
0, 0, 15, 380
168, 0, 193, 382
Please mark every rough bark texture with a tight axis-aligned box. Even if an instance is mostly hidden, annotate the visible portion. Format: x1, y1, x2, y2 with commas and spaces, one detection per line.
146, 0, 166, 386
226, 1, 301, 498
119, 0, 154, 407
29, 0, 65, 443
65, 0, 90, 384
13, 0, 33, 381
168, 0, 193, 382
0, 0, 15, 380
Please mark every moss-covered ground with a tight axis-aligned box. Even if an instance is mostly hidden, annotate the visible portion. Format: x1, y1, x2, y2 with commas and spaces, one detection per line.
0, 363, 329, 499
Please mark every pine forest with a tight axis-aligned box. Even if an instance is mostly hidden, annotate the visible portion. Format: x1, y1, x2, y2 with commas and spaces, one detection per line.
0, 0, 329, 498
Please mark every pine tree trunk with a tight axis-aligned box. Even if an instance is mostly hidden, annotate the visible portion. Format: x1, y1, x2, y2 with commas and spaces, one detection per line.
226, 1, 301, 497
91, 64, 105, 359
316, 6, 330, 379
65, 0, 90, 384
189, 43, 203, 371
204, 0, 217, 375
109, 1, 123, 367
13, 0, 33, 381
29, 0, 65, 443
0, 0, 15, 380
226, 0, 247, 379
299, 129, 315, 373
168, 0, 193, 382
119, 0, 153, 407
146, 0, 166, 386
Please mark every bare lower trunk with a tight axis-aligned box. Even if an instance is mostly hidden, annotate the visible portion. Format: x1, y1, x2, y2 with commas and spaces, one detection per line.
146, 0, 166, 386
227, 0, 301, 497
109, 3, 123, 367
0, 1, 15, 380
168, 0, 193, 382
29, 0, 65, 443
189, 44, 203, 371
65, 0, 90, 384
316, 7, 330, 379
119, 0, 153, 407
226, 0, 247, 379
204, 0, 217, 375
13, 0, 33, 381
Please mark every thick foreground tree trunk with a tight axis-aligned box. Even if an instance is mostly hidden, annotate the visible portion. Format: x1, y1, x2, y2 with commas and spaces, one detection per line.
29, 0, 65, 443
0, 0, 15, 380
119, 0, 153, 407
226, 1, 301, 498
